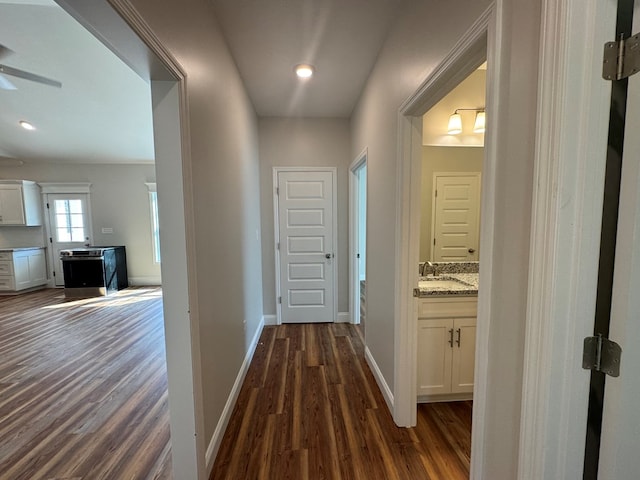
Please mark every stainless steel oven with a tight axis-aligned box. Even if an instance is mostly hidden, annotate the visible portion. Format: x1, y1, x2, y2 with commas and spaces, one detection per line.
60, 246, 128, 297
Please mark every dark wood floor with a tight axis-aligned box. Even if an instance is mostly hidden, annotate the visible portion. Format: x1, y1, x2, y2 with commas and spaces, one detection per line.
0, 287, 172, 480
211, 323, 472, 480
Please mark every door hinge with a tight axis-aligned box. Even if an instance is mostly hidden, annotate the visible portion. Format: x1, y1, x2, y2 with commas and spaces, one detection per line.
603, 33, 640, 80
53, 271, 56, 277
433, 238, 436, 246
582, 334, 622, 377
278, 296, 282, 304
276, 187, 279, 195
49, 237, 53, 243
46, 202, 50, 209
277, 242, 280, 250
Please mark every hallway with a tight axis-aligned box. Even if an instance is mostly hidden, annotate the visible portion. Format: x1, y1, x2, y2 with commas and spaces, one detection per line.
210, 323, 471, 479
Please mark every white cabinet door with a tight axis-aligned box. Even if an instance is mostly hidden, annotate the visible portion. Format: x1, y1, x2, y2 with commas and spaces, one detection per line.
451, 317, 476, 394
0, 186, 26, 225
13, 254, 31, 290
417, 318, 453, 396
28, 250, 47, 286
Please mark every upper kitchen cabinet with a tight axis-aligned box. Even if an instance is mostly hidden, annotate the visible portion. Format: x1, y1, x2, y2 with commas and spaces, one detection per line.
0, 180, 43, 226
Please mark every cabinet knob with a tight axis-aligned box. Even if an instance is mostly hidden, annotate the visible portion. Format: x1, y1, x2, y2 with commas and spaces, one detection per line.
468, 248, 476, 254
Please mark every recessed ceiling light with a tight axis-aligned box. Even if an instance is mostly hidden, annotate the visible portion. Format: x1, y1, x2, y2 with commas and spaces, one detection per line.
19, 121, 35, 131
295, 64, 315, 78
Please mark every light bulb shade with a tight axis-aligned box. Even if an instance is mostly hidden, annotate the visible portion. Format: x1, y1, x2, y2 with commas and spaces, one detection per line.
447, 113, 462, 135
473, 111, 486, 133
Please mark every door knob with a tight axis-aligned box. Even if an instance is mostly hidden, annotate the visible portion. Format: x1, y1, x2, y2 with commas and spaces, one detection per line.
325, 253, 332, 259
468, 248, 476, 254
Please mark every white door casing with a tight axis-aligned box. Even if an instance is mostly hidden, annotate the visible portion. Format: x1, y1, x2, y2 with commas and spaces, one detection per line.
431, 173, 481, 261
349, 149, 367, 325
44, 192, 92, 286
274, 168, 337, 324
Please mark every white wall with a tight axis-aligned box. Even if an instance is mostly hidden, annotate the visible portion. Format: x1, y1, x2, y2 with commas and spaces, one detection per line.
258, 117, 351, 316
128, 0, 263, 456
0, 163, 161, 284
351, 0, 541, 477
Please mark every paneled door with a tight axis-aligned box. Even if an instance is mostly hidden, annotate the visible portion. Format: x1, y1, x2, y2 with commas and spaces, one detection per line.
431, 173, 481, 261
46, 193, 91, 286
275, 169, 336, 324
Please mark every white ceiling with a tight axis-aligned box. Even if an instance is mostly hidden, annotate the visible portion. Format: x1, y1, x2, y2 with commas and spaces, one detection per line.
0, 0, 401, 164
0, 0, 154, 164
211, 0, 401, 118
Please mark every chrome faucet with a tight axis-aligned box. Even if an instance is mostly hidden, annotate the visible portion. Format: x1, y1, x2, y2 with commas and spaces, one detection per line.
425, 261, 438, 277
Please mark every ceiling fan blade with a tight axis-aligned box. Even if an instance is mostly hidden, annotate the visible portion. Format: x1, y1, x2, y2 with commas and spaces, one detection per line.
0, 64, 62, 88
0, 74, 17, 90
0, 45, 14, 61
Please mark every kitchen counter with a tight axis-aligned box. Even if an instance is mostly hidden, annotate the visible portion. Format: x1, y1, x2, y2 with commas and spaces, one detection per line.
0, 247, 45, 252
417, 273, 479, 297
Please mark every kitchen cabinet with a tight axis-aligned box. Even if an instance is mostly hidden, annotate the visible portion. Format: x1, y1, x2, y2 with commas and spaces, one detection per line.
0, 248, 48, 292
0, 180, 43, 226
417, 297, 477, 400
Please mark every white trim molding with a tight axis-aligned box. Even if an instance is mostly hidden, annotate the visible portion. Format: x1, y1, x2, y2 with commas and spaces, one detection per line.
517, 0, 614, 478
365, 346, 394, 413
263, 314, 278, 326
38, 182, 92, 194
205, 317, 265, 472
128, 276, 162, 286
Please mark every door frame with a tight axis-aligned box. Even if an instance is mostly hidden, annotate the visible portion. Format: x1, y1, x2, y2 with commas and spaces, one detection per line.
394, 1, 616, 479
273, 166, 338, 326
349, 148, 367, 325
55, 1, 206, 478
393, 3, 492, 434
430, 171, 481, 261
39, 183, 93, 287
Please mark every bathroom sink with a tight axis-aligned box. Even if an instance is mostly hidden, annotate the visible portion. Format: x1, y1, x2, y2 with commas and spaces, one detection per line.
418, 279, 465, 290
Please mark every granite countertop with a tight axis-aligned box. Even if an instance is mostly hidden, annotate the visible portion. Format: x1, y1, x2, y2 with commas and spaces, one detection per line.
417, 272, 479, 297
0, 247, 45, 252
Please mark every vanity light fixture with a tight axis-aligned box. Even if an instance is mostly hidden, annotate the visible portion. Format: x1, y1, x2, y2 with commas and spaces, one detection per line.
294, 64, 315, 78
19, 120, 35, 131
447, 108, 486, 135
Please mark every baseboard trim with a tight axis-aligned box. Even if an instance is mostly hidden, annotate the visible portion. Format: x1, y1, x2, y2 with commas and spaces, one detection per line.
337, 312, 350, 323
364, 346, 394, 413
263, 314, 277, 326
128, 276, 162, 286
418, 392, 473, 403
205, 316, 265, 473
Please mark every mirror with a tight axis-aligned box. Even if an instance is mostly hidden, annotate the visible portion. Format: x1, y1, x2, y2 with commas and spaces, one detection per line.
419, 65, 485, 263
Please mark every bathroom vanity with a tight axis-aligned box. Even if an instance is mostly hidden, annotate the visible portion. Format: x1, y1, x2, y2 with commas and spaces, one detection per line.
416, 262, 478, 403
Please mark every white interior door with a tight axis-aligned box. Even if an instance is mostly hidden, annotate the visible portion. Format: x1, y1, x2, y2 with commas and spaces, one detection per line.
431, 173, 480, 261
46, 193, 91, 286
599, 3, 640, 476
276, 169, 336, 324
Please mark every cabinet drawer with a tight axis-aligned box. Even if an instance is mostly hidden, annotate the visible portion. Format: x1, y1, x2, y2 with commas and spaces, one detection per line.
0, 252, 12, 261
0, 276, 16, 290
0, 260, 14, 276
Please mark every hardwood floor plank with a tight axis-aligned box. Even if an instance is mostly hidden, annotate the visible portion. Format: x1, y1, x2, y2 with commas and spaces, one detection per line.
210, 323, 471, 480
0, 287, 172, 480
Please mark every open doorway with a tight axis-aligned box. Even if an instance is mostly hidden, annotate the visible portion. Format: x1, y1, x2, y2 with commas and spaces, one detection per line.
349, 149, 367, 337
392, 10, 494, 479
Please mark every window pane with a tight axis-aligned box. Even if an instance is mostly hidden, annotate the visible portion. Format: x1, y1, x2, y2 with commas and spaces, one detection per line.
56, 213, 70, 229
70, 214, 84, 229
71, 228, 85, 242
54, 199, 69, 215
57, 228, 71, 242
68, 200, 83, 214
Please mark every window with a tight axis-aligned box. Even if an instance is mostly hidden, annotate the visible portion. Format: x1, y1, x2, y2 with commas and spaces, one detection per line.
147, 184, 161, 264
54, 199, 86, 242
